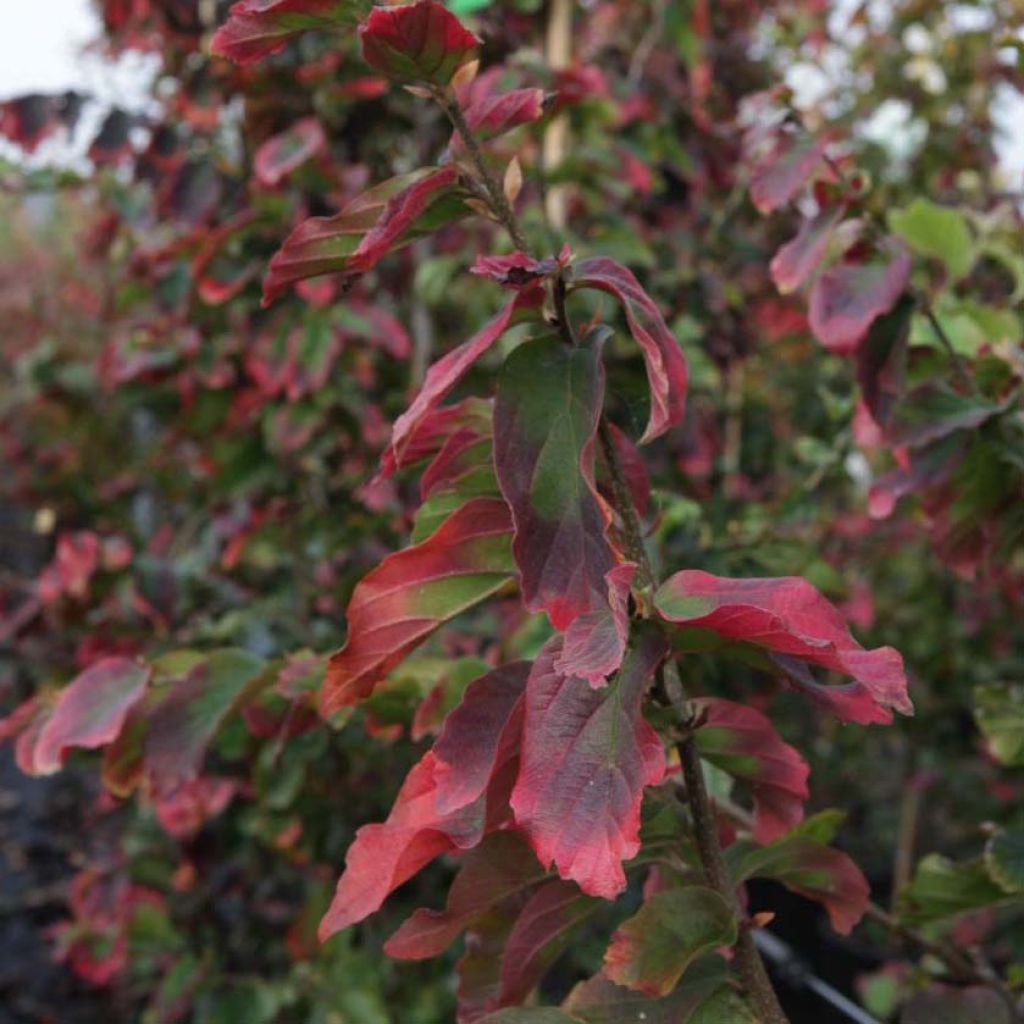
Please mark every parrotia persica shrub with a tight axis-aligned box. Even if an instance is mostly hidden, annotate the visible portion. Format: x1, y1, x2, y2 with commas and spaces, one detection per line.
1, 1, 1023, 1021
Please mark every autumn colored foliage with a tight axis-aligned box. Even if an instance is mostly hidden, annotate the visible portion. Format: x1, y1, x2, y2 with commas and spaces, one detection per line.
1, 1, 1023, 1022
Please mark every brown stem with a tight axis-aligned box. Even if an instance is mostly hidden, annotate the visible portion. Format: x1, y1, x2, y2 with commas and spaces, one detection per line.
669, 667, 789, 1024
923, 305, 974, 390
441, 96, 528, 253
600, 427, 789, 1022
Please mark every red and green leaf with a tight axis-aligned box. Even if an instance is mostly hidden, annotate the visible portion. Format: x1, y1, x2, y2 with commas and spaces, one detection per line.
390, 290, 542, 465
727, 833, 870, 935
750, 133, 826, 213
570, 257, 688, 444
318, 661, 528, 940
322, 497, 516, 713
603, 886, 736, 997
498, 881, 600, 1006
102, 649, 268, 797
253, 117, 326, 187
385, 830, 547, 960
494, 334, 618, 634
808, 241, 912, 354
655, 571, 912, 721
693, 698, 810, 844
770, 204, 845, 294
33, 659, 150, 775
510, 629, 668, 899
211, 0, 370, 65
359, 0, 480, 86
451, 88, 547, 154
554, 564, 635, 688
263, 167, 469, 304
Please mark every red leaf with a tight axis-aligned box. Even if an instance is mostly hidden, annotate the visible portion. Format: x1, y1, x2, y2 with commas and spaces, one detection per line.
263, 167, 467, 305
319, 662, 528, 940
555, 564, 635, 687
377, 397, 492, 482
655, 572, 912, 719
494, 334, 618, 634
693, 698, 810, 844
729, 835, 869, 935
102, 650, 267, 797
385, 830, 546, 960
497, 880, 597, 1005
211, 0, 367, 65
253, 117, 326, 187
33, 659, 150, 774
571, 257, 688, 443
0, 696, 53, 776
153, 777, 237, 839
359, 0, 480, 86
770, 204, 845, 294
471, 247, 567, 290
451, 88, 546, 154
322, 497, 516, 714
770, 654, 895, 726
510, 629, 668, 898
808, 241, 912, 354
750, 133, 826, 213
390, 290, 541, 465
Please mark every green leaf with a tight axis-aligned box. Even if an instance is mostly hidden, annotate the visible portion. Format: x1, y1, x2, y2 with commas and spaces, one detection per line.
564, 958, 730, 1023
975, 683, 1024, 766
727, 835, 869, 934
689, 989, 759, 1024
449, 0, 493, 11
899, 853, 1013, 925
888, 198, 974, 280
603, 887, 737, 997
985, 829, 1024, 894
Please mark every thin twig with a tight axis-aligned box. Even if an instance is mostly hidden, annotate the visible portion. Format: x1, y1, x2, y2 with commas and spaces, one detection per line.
441, 96, 528, 252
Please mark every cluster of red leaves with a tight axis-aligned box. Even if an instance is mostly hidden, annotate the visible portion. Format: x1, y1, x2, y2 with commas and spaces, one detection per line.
14, 0, 1016, 1019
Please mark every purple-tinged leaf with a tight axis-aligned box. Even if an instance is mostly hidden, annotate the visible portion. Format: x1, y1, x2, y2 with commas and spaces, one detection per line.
750, 133, 827, 213
450, 88, 547, 154
211, 0, 369, 65
359, 0, 480, 86
33, 659, 150, 775
319, 662, 528, 940
571, 258, 688, 444
494, 334, 618, 633
511, 630, 668, 899
727, 834, 870, 935
390, 290, 542, 466
263, 167, 468, 305
555, 564, 635, 688
254, 117, 326, 187
770, 205, 845, 294
323, 497, 515, 713
808, 241, 912, 354
656, 571, 912, 720
693, 698, 810, 844
385, 831, 546, 960
498, 881, 599, 1005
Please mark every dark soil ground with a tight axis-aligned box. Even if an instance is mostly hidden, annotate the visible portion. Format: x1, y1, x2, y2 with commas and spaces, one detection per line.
0, 749, 118, 1024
